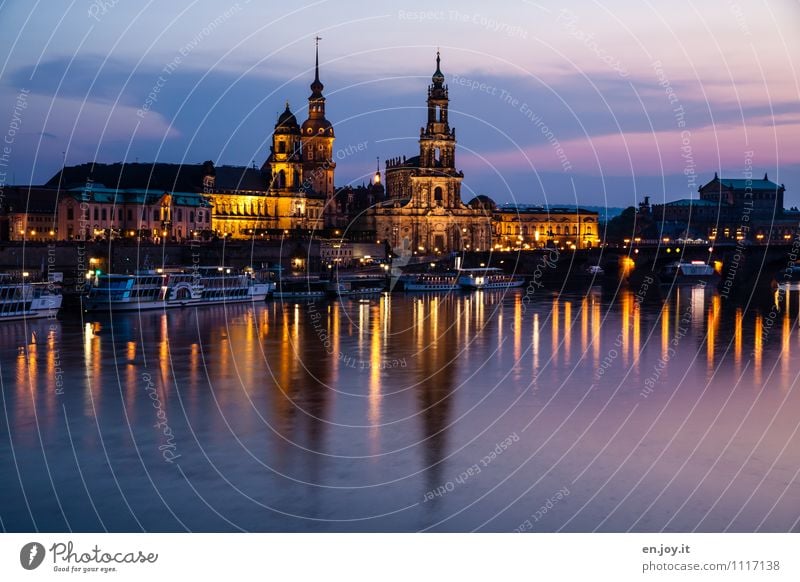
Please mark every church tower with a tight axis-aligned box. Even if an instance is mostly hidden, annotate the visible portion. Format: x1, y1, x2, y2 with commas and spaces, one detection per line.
265, 102, 303, 195
413, 51, 463, 209
301, 37, 336, 223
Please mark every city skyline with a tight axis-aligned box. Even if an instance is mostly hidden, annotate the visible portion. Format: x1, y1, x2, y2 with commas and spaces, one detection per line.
1, 0, 798, 208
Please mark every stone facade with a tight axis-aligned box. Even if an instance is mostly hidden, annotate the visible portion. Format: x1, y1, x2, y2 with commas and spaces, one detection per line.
492, 205, 600, 249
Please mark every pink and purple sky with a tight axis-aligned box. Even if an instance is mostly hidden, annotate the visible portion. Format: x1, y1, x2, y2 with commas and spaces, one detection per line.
1, 0, 798, 208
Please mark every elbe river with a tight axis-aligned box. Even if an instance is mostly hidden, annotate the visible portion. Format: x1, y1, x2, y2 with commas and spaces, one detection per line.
2, 285, 799, 532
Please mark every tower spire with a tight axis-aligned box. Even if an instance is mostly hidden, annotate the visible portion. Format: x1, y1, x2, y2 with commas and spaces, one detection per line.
311, 35, 324, 97
432, 49, 445, 86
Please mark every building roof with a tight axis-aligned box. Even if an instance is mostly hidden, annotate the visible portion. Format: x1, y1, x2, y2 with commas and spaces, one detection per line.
213, 165, 268, 192
275, 103, 300, 133
700, 173, 784, 191
1, 187, 60, 214
658, 198, 719, 207
63, 186, 211, 207
496, 203, 599, 215
467, 195, 496, 210
47, 162, 207, 192
386, 155, 420, 170
45, 161, 271, 194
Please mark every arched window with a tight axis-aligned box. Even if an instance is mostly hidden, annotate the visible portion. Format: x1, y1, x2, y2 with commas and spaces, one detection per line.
434, 186, 443, 202
573, 226, 578, 235
177, 209, 183, 222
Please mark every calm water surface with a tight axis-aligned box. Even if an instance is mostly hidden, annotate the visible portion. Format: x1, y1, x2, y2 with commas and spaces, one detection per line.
2, 285, 800, 532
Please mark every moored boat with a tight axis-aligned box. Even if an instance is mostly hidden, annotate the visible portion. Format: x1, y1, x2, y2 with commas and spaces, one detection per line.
0, 275, 62, 321
327, 277, 385, 297
457, 268, 524, 290
273, 277, 328, 300
660, 261, 719, 285
84, 267, 272, 312
397, 271, 459, 292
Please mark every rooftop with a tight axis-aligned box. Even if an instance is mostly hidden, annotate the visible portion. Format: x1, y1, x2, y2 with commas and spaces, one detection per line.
701, 173, 784, 191
657, 198, 720, 207
496, 204, 599, 215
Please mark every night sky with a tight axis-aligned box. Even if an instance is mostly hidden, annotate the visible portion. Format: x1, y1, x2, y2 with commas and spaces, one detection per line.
1, 0, 798, 208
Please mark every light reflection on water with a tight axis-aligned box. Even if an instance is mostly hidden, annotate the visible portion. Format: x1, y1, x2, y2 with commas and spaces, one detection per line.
1, 285, 799, 532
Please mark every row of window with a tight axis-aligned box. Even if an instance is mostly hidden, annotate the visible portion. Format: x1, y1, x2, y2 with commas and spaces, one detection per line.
65, 206, 208, 223
322, 249, 352, 257
498, 225, 594, 235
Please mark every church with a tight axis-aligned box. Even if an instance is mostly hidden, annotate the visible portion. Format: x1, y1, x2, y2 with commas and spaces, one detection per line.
361, 52, 493, 255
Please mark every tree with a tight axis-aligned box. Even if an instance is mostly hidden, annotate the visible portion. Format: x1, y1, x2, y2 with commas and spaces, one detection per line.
602, 206, 639, 243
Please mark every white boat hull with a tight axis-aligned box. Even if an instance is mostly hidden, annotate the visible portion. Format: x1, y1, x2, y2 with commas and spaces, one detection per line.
458, 278, 525, 290
0, 286, 63, 322
403, 283, 459, 291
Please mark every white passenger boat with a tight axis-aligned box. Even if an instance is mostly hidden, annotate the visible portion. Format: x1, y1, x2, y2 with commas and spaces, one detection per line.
660, 261, 719, 285
327, 278, 385, 297
397, 272, 459, 292
84, 267, 273, 312
273, 277, 328, 300
457, 268, 525, 290
0, 275, 62, 321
